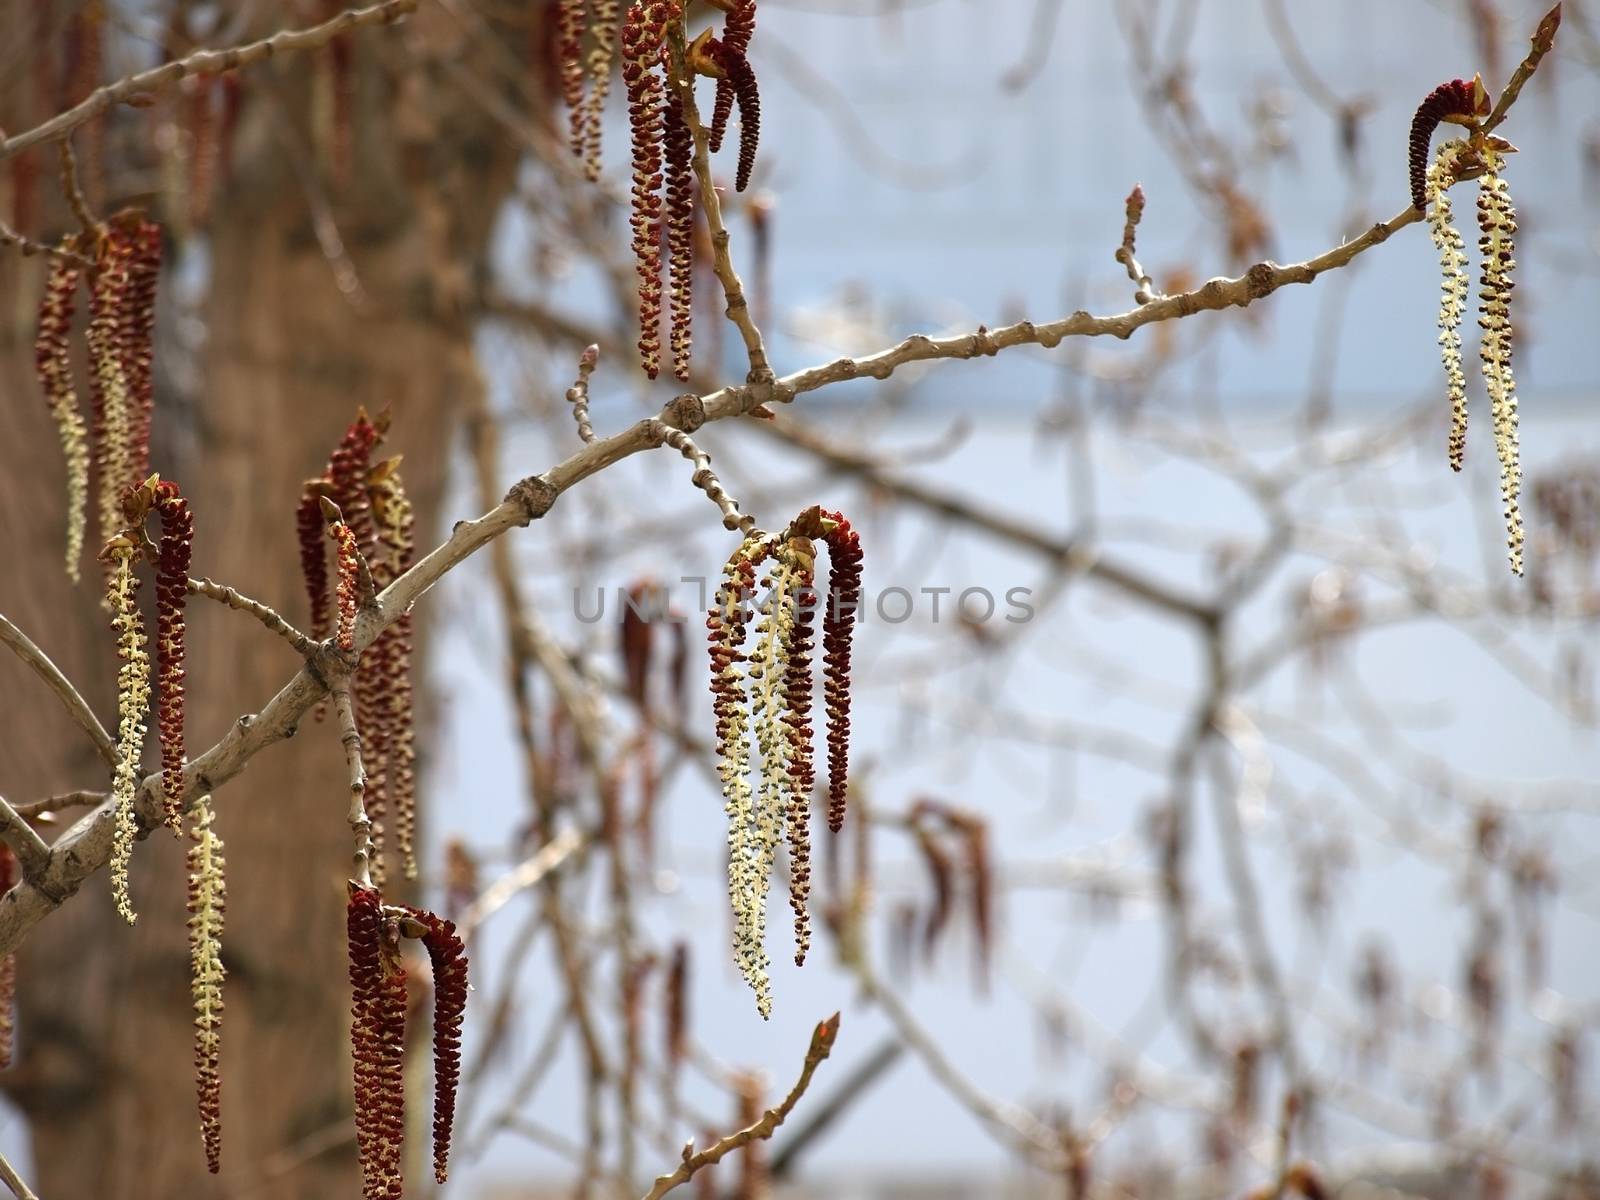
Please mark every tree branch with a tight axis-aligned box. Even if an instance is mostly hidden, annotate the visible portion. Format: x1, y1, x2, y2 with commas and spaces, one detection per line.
0, 613, 116, 769
641, 1014, 840, 1199
0, 0, 420, 163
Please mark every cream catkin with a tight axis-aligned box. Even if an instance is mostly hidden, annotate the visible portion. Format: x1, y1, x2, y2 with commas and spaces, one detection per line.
106, 536, 150, 925
1476, 149, 1523, 575
35, 258, 91, 580
1426, 142, 1471, 474
187, 796, 227, 1173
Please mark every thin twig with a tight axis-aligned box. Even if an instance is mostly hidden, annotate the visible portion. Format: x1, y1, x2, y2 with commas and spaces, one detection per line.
0, 797, 54, 883
11, 791, 105, 822
456, 828, 586, 942
651, 416, 759, 535
56, 139, 97, 232
1485, 3, 1563, 132
0, 1151, 40, 1200
567, 343, 600, 443
187, 576, 316, 655
333, 687, 373, 888
0, 0, 420, 163
641, 1014, 841, 1199
666, 27, 773, 382
0, 613, 116, 768
0, 219, 91, 266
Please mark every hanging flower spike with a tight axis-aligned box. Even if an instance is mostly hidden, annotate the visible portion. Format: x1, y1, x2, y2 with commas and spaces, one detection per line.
324, 504, 361, 653
1476, 145, 1524, 575
297, 480, 335, 643
115, 212, 162, 485
103, 533, 150, 925
146, 478, 193, 832
582, 0, 621, 182
708, 534, 773, 1015
750, 538, 805, 982
347, 887, 407, 1200
34, 255, 91, 581
622, 2, 678, 377
87, 227, 135, 549
403, 908, 468, 1184
815, 510, 862, 833
663, 87, 695, 382
1426, 142, 1472, 473
187, 796, 226, 1173
1408, 76, 1489, 211
698, 36, 762, 193
778, 537, 817, 966
559, 0, 589, 158
368, 456, 418, 880
0, 845, 16, 1069
707, 0, 756, 155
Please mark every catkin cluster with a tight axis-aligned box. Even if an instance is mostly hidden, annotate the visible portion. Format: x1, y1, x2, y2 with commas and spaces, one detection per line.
707, 507, 861, 1015
1410, 76, 1525, 575
300, 413, 420, 880
557, 1, 763, 379
35, 213, 163, 581
347, 889, 468, 1197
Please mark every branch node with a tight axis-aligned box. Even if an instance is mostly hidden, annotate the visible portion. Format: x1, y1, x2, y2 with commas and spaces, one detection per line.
504, 475, 559, 525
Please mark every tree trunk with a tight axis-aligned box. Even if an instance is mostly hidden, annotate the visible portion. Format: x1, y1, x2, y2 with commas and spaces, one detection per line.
0, 6, 527, 1193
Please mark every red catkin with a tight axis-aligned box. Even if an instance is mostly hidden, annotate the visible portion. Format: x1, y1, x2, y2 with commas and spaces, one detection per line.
150, 480, 193, 831
348, 888, 406, 1200
708, 0, 756, 154
1408, 78, 1487, 210
663, 89, 695, 381
405, 907, 468, 1185
820, 512, 862, 832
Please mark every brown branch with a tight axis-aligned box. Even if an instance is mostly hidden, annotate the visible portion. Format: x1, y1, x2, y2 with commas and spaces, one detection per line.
0, 0, 420, 163
333, 686, 374, 888
0, 104, 1540, 960
188, 576, 316, 655
0, 1151, 40, 1200
0, 219, 91, 266
56, 139, 97, 232
0, 612, 116, 768
641, 1014, 841, 1199
11, 791, 105, 822
1485, 3, 1562, 132
0, 797, 55, 883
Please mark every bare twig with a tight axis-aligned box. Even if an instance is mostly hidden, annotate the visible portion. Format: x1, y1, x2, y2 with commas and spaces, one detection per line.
1115, 183, 1160, 304
0, 219, 91, 266
11, 791, 105, 822
567, 343, 600, 443
333, 687, 373, 888
188, 577, 316, 655
0, 797, 55, 883
0, 613, 116, 768
641, 1014, 841, 1199
0, 1150, 40, 1200
1485, 3, 1563, 132
456, 828, 586, 942
0, 0, 421, 163
56, 139, 97, 232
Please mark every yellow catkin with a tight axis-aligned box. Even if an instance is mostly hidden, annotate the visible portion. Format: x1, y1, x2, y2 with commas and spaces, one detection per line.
187, 796, 227, 1173
107, 539, 150, 924
37, 260, 91, 580
716, 539, 766, 1015
583, 0, 620, 182
1426, 142, 1471, 474
88, 252, 134, 549
1476, 150, 1523, 575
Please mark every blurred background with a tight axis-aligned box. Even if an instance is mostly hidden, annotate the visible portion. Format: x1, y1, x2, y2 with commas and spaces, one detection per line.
0, 1, 1597, 1198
